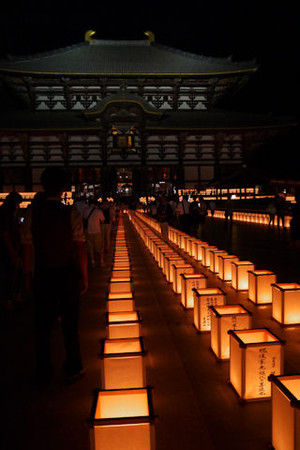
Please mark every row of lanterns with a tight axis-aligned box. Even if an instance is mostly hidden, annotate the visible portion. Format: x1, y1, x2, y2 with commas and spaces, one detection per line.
207, 209, 291, 228
90, 216, 155, 450
132, 211, 300, 450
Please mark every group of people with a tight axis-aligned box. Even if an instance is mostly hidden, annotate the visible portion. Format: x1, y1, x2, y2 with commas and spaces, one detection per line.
0, 167, 117, 386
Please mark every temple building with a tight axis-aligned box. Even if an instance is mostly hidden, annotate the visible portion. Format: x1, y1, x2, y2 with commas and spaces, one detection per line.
0, 31, 294, 195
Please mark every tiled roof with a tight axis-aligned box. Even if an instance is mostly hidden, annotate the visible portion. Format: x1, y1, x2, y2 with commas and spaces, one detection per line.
0, 40, 257, 75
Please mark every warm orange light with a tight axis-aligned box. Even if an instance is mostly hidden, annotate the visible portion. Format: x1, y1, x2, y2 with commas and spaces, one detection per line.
270, 374, 300, 450
101, 338, 145, 389
112, 269, 131, 278
109, 279, 132, 294
210, 305, 252, 360
172, 264, 194, 294
167, 257, 185, 283
209, 250, 227, 273
217, 255, 239, 281
180, 273, 207, 308
248, 270, 277, 304
193, 288, 226, 332
107, 298, 134, 312
202, 246, 218, 268
272, 283, 300, 325
107, 312, 140, 339
229, 329, 283, 400
231, 261, 255, 290
108, 311, 139, 323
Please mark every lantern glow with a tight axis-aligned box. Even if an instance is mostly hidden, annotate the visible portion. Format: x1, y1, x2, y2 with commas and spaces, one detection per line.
107, 297, 135, 312
172, 263, 194, 294
248, 270, 277, 304
231, 261, 255, 291
209, 250, 227, 274
202, 246, 218, 268
210, 304, 252, 360
109, 278, 132, 294
107, 311, 141, 339
269, 374, 300, 450
229, 328, 283, 400
180, 273, 207, 308
193, 288, 226, 332
218, 255, 239, 281
272, 283, 300, 325
101, 338, 145, 389
91, 388, 154, 450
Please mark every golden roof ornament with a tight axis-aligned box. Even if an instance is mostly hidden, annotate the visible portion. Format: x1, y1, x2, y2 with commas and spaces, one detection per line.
144, 31, 155, 43
85, 30, 96, 43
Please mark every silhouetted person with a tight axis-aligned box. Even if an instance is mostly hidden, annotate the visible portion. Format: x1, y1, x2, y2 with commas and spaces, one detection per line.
266, 200, 276, 226
157, 196, 172, 238
275, 194, 286, 229
290, 191, 300, 248
22, 167, 88, 385
0, 192, 23, 310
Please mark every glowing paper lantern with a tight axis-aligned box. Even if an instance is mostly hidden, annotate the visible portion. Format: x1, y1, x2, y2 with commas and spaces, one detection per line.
107, 311, 141, 339
180, 273, 207, 308
210, 305, 252, 360
166, 256, 185, 283
231, 261, 255, 291
209, 250, 228, 273
109, 278, 132, 294
172, 263, 194, 294
272, 283, 300, 325
192, 240, 206, 261
193, 288, 226, 332
269, 374, 300, 450
248, 270, 277, 304
107, 296, 135, 312
101, 338, 146, 389
228, 329, 284, 401
90, 387, 155, 450
112, 269, 131, 278
217, 255, 239, 281
202, 246, 218, 268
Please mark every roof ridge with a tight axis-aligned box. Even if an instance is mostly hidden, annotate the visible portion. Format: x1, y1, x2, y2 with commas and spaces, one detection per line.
91, 39, 150, 46
2, 42, 87, 63
153, 43, 257, 68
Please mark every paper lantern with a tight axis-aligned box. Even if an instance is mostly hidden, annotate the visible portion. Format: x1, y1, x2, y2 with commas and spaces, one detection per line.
192, 240, 206, 261
202, 246, 218, 268
272, 283, 300, 325
228, 328, 284, 401
210, 305, 252, 360
107, 311, 141, 339
248, 270, 277, 304
90, 387, 155, 450
172, 264, 194, 294
101, 338, 146, 389
217, 255, 239, 282
109, 278, 132, 294
193, 288, 226, 332
180, 273, 207, 309
166, 256, 185, 283
107, 296, 135, 312
269, 374, 300, 450
113, 261, 131, 269
112, 269, 131, 278
209, 250, 228, 274
231, 261, 255, 291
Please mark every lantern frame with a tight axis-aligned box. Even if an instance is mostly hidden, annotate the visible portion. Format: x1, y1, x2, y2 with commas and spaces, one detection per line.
106, 311, 141, 339
228, 328, 284, 401
180, 273, 207, 309
209, 250, 228, 274
193, 287, 226, 332
90, 387, 155, 450
172, 263, 194, 294
217, 255, 239, 282
248, 270, 277, 305
231, 261, 255, 291
272, 283, 300, 326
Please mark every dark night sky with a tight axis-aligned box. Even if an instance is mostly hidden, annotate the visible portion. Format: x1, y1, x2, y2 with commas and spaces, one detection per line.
0, 0, 299, 177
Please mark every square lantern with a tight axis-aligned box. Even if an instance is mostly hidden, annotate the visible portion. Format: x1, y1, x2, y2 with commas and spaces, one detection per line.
162, 252, 177, 277
209, 250, 228, 274
210, 305, 252, 360
186, 238, 195, 257
107, 295, 135, 313
269, 374, 300, 450
113, 261, 131, 270
166, 256, 185, 283
193, 241, 207, 262
172, 264, 194, 294
193, 288, 226, 332
90, 387, 155, 450
248, 270, 277, 304
109, 278, 132, 294
112, 269, 131, 279
107, 311, 141, 339
272, 283, 300, 325
100, 337, 146, 389
180, 273, 207, 309
218, 255, 239, 282
202, 246, 218, 268
228, 329, 284, 401
231, 261, 255, 291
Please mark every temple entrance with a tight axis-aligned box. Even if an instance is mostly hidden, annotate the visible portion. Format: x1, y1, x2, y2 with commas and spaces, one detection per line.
116, 168, 133, 197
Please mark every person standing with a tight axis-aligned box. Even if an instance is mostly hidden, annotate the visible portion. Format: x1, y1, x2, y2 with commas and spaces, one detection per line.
266, 200, 276, 226
0, 192, 23, 310
22, 167, 88, 385
100, 199, 113, 253
85, 200, 105, 268
157, 196, 172, 238
209, 200, 216, 217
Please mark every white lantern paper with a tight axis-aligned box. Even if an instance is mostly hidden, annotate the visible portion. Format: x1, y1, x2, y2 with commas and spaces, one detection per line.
172, 263, 194, 294
107, 311, 141, 339
180, 273, 207, 308
272, 283, 300, 325
193, 288, 226, 332
229, 328, 284, 401
248, 270, 277, 304
231, 261, 255, 291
